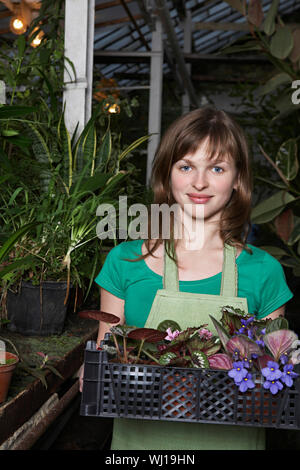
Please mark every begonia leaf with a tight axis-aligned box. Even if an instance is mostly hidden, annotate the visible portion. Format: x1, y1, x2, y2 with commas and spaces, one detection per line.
264, 329, 298, 361
157, 320, 181, 332
101, 344, 118, 355
78, 310, 120, 323
208, 353, 233, 370
128, 328, 167, 343
110, 325, 137, 337
265, 316, 289, 334
226, 335, 262, 358
168, 326, 204, 345
191, 351, 209, 369
158, 351, 177, 365
203, 342, 221, 357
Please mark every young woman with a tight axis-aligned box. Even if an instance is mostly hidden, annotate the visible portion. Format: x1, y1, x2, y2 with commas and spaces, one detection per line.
81, 107, 293, 450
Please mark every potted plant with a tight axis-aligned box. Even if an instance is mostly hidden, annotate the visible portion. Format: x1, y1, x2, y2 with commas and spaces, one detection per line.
79, 307, 300, 428
0, 105, 148, 335
0, 337, 19, 404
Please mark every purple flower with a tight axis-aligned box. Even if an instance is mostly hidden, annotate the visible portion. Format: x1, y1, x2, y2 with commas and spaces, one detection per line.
238, 373, 255, 393
236, 317, 253, 335
255, 338, 265, 348
263, 379, 283, 395
228, 361, 248, 383
236, 322, 246, 335
232, 349, 240, 361
241, 357, 251, 369
247, 328, 254, 340
281, 364, 299, 387
261, 361, 282, 381
279, 353, 289, 365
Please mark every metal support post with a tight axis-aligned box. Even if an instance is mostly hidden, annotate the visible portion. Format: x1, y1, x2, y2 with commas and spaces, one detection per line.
146, 17, 163, 186
155, 0, 199, 108
0, 80, 5, 104
63, 0, 95, 138
182, 10, 192, 114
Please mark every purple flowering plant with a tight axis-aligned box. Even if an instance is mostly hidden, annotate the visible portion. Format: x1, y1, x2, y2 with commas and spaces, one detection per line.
209, 306, 300, 395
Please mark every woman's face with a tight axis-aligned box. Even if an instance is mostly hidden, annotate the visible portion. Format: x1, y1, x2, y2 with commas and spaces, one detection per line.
170, 139, 238, 223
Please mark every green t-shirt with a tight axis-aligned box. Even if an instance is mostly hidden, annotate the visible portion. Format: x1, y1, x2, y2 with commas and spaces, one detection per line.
95, 239, 293, 326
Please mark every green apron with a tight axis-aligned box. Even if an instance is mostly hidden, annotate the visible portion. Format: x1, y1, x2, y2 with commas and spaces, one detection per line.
110, 244, 266, 450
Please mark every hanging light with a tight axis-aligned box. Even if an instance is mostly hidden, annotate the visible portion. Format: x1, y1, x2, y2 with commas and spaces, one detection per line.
103, 101, 121, 114
107, 103, 121, 114
29, 27, 44, 48
10, 14, 27, 35
8, 1, 38, 36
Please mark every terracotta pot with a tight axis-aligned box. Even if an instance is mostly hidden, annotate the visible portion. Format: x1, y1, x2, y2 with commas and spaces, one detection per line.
163, 373, 197, 418
0, 352, 19, 404
237, 380, 278, 425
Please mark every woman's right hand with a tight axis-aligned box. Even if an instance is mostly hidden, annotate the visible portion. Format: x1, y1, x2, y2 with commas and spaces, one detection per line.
78, 289, 125, 393
78, 364, 84, 392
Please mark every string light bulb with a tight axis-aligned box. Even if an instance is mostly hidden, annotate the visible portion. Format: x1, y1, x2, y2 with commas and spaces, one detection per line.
10, 15, 27, 35
103, 102, 121, 114
108, 103, 120, 114
29, 27, 44, 47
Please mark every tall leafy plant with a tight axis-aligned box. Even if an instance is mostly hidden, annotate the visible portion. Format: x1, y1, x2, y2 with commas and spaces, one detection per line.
0, 108, 149, 308
221, 0, 300, 277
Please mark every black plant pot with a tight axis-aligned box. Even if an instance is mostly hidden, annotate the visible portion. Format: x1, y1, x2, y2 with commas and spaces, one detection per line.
6, 281, 69, 336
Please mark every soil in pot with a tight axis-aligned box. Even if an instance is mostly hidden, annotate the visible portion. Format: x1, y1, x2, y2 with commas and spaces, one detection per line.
6, 281, 69, 336
162, 373, 197, 418
0, 352, 19, 404
237, 381, 279, 425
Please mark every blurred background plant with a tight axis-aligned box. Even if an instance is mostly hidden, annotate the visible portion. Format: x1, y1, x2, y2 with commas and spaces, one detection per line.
221, 0, 300, 280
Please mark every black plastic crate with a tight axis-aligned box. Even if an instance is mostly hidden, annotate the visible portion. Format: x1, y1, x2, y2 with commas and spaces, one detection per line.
80, 337, 300, 429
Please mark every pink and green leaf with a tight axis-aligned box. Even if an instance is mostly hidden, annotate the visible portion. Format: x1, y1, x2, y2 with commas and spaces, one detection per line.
208, 353, 233, 370
263, 329, 298, 361
226, 335, 262, 358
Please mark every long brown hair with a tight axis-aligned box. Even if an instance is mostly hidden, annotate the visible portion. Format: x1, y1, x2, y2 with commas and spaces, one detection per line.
133, 106, 252, 262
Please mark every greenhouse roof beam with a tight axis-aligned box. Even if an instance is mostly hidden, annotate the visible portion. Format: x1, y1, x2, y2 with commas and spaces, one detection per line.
155, 0, 199, 108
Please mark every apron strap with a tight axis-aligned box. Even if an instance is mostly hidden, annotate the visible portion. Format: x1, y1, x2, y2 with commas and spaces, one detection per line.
163, 243, 238, 296
220, 244, 237, 297
163, 244, 179, 291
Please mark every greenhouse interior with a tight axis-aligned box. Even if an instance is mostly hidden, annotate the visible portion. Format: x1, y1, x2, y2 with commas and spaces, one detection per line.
1, 0, 300, 452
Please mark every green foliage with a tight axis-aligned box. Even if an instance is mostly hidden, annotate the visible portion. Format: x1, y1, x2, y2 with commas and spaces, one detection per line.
220, 0, 300, 277
0, 0, 66, 117
0, 0, 150, 330
104, 320, 221, 368
0, 106, 148, 312
157, 320, 181, 332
